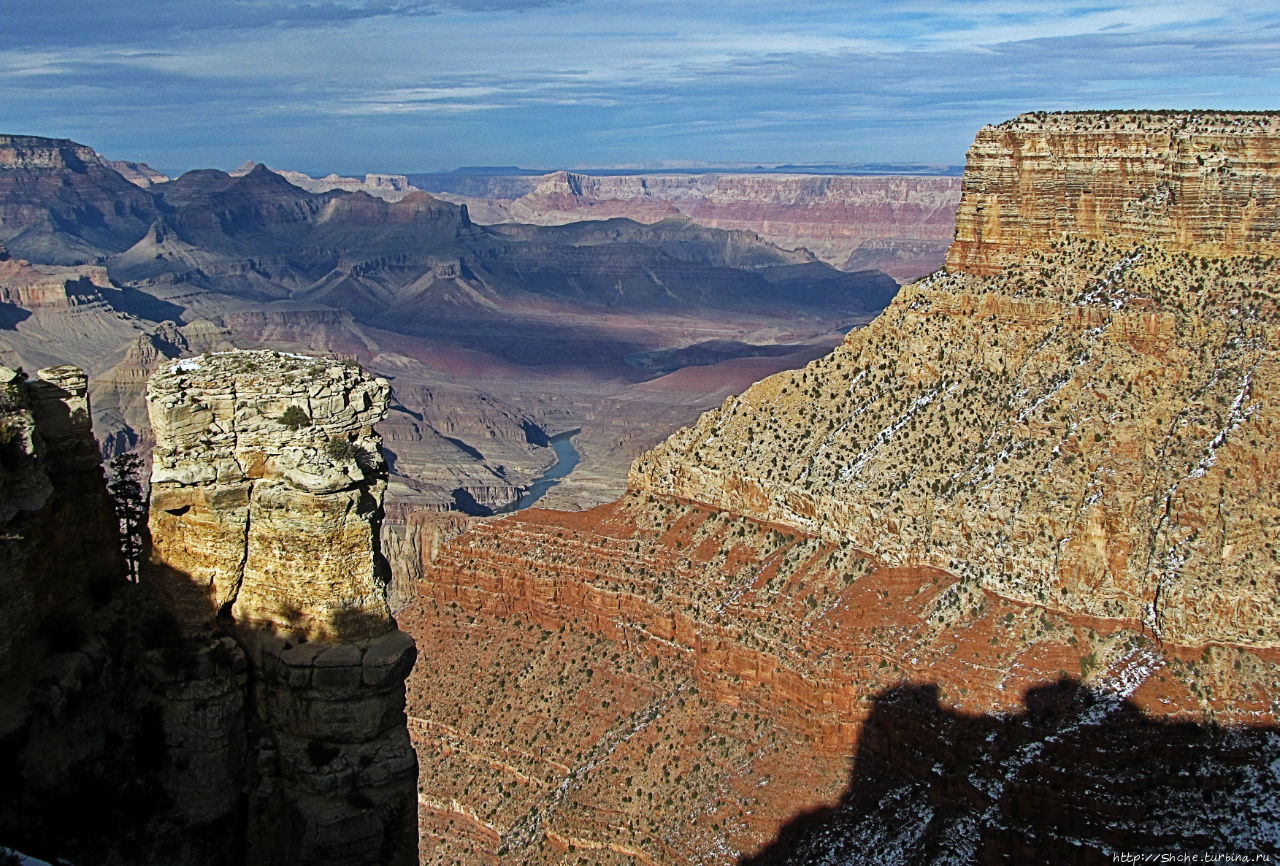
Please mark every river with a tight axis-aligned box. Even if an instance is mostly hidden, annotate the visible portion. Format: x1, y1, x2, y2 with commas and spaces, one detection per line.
514, 429, 581, 511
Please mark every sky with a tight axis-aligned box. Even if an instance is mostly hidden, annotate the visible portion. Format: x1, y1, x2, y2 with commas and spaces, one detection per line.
4, 1, 1279, 175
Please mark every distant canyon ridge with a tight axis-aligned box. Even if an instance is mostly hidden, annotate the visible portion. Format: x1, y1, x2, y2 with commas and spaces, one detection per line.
0, 133, 957, 598
217, 161, 962, 282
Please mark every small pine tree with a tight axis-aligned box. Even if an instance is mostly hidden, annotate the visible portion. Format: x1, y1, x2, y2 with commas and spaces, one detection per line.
107, 451, 146, 582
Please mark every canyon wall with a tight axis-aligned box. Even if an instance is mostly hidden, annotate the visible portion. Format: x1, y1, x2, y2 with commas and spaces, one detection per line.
405, 495, 1280, 863
436, 171, 961, 281
634, 111, 1280, 649
0, 351, 417, 865
404, 111, 1280, 862
0, 363, 121, 676
0, 134, 159, 264
947, 111, 1280, 275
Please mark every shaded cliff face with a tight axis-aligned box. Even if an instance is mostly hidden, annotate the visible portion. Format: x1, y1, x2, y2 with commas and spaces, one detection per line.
1, 352, 418, 865
0, 363, 245, 865
947, 111, 1280, 275
0, 134, 159, 264
402, 111, 1280, 862
0, 364, 121, 675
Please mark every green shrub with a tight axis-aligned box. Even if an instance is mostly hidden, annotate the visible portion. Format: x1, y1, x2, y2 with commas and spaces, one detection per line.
324, 437, 359, 461
277, 405, 311, 430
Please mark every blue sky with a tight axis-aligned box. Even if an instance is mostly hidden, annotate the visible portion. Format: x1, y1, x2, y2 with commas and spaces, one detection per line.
4, 1, 1279, 175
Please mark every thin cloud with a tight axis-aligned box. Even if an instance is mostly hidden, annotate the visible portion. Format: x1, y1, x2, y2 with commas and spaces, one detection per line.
1, 0, 1277, 172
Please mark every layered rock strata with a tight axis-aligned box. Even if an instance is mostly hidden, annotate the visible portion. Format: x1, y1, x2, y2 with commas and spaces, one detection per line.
0, 256, 113, 312
403, 496, 1279, 863
437, 171, 961, 281
147, 350, 393, 638
948, 111, 1280, 275
0, 134, 159, 264
146, 349, 418, 865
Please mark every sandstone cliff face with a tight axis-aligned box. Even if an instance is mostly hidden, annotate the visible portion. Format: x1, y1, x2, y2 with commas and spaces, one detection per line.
947, 111, 1280, 275
145, 349, 418, 865
0, 257, 113, 311
147, 350, 393, 639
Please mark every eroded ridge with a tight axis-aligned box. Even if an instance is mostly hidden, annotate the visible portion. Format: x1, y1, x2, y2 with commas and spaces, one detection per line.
633, 240, 1280, 648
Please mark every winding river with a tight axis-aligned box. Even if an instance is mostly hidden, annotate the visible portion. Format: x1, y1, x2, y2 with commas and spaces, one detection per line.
514, 429, 581, 511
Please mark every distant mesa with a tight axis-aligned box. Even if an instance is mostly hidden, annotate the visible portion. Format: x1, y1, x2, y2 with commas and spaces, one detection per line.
424, 168, 961, 281
103, 157, 169, 187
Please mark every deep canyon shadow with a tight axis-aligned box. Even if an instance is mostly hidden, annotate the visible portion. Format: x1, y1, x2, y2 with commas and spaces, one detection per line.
2, 556, 417, 866
741, 679, 1279, 865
